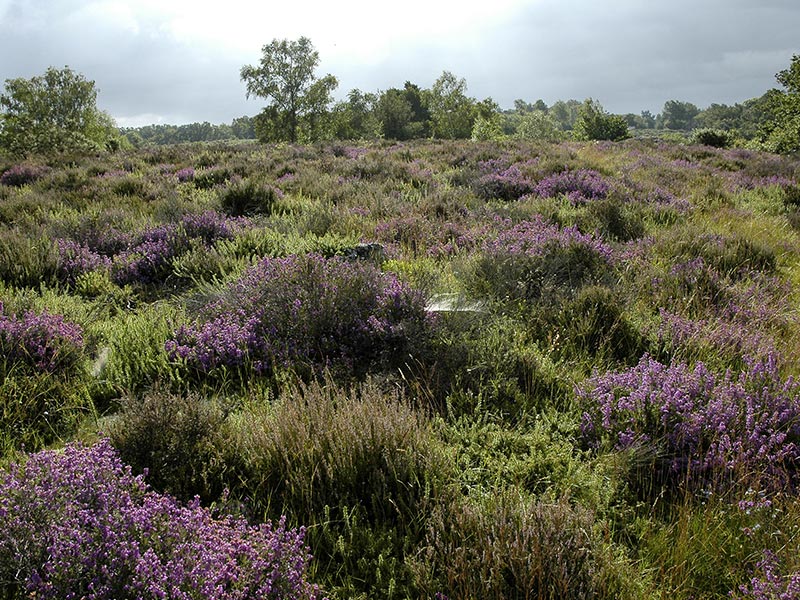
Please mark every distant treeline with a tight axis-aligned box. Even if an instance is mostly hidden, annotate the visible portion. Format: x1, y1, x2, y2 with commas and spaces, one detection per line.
119, 92, 774, 147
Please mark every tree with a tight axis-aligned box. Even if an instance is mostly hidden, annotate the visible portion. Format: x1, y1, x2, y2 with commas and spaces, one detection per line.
0, 66, 119, 156
240, 37, 338, 143
760, 55, 800, 154
428, 71, 476, 139
548, 99, 582, 131
661, 100, 700, 131
375, 88, 415, 139
331, 89, 380, 140
515, 110, 562, 141
573, 99, 629, 141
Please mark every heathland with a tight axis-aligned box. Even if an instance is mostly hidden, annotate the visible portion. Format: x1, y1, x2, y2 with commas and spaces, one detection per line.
1, 138, 800, 598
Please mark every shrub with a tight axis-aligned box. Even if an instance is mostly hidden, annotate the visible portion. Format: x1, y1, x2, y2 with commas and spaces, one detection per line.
470, 216, 615, 304
227, 378, 449, 597
194, 166, 231, 189
175, 166, 195, 182
732, 550, 800, 599
534, 169, 610, 204
0, 303, 84, 375
55, 239, 112, 285
111, 211, 247, 286
692, 128, 733, 148
474, 164, 534, 201
219, 179, 282, 216
0, 164, 49, 187
555, 285, 644, 366
166, 253, 432, 377
0, 229, 59, 288
410, 494, 602, 600
109, 390, 228, 503
579, 354, 800, 492
0, 439, 321, 599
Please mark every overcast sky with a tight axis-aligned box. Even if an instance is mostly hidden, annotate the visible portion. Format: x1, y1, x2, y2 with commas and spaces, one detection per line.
1, 0, 798, 127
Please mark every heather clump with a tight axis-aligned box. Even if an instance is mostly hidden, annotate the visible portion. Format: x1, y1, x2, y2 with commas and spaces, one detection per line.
55, 239, 112, 284
0, 164, 49, 187
0, 302, 85, 375
470, 215, 616, 304
534, 168, 610, 204
166, 253, 431, 377
474, 163, 534, 201
579, 354, 800, 492
0, 439, 322, 599
112, 211, 248, 285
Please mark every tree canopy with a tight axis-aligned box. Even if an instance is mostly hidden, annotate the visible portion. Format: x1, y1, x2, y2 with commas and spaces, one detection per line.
0, 66, 120, 157
240, 37, 338, 143
573, 99, 629, 141
760, 54, 800, 154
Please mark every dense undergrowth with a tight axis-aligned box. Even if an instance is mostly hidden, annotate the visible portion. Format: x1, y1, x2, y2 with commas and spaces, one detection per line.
1, 138, 800, 598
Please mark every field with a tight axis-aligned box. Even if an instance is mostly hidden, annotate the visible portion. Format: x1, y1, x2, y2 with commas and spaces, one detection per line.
1, 138, 800, 598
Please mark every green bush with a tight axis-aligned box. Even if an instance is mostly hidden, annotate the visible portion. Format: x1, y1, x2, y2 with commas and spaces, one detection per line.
691, 128, 733, 148
108, 389, 228, 503
0, 228, 58, 288
219, 178, 280, 216
224, 378, 451, 597
410, 494, 609, 600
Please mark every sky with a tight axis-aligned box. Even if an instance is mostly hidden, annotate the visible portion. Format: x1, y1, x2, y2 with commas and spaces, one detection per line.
1, 0, 798, 127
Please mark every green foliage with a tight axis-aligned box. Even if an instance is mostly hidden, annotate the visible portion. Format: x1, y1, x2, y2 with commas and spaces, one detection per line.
471, 115, 505, 141
691, 127, 733, 148
0, 228, 59, 288
428, 71, 476, 139
515, 110, 563, 141
225, 378, 451, 597
218, 178, 279, 216
410, 493, 613, 600
0, 66, 119, 157
240, 37, 338, 143
109, 389, 228, 502
661, 100, 700, 131
0, 368, 94, 458
759, 54, 800, 154
573, 99, 630, 141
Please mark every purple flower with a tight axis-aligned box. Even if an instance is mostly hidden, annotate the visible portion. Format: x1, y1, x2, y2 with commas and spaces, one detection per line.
579, 354, 800, 490
0, 439, 323, 599
166, 253, 431, 375
534, 169, 610, 204
0, 304, 84, 374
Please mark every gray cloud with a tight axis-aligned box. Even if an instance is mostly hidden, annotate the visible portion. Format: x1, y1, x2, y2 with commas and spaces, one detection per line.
1, 0, 798, 125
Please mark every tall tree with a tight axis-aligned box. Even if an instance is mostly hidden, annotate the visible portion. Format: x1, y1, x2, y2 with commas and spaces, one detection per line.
661, 100, 700, 131
760, 55, 800, 154
0, 66, 119, 156
428, 71, 476, 139
240, 37, 337, 143
573, 98, 629, 141
375, 88, 415, 139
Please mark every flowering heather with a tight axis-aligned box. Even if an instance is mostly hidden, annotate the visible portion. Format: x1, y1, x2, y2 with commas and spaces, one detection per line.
534, 169, 610, 204
474, 163, 534, 201
472, 216, 616, 303
112, 211, 248, 285
56, 239, 112, 284
732, 550, 800, 600
651, 309, 778, 366
485, 216, 615, 262
579, 354, 800, 490
0, 164, 49, 187
166, 253, 430, 374
0, 439, 321, 600
0, 303, 84, 374
175, 167, 195, 182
